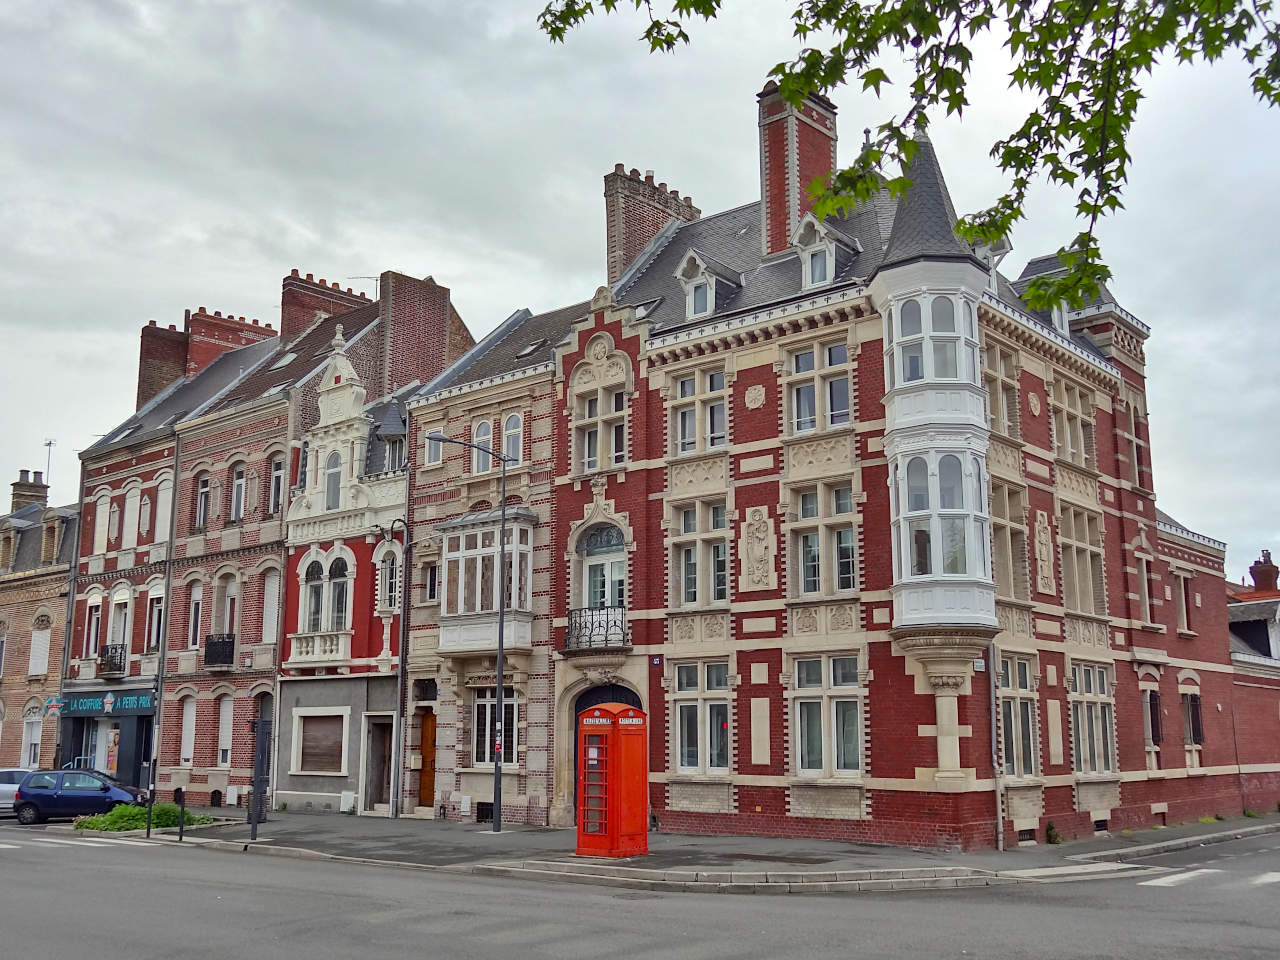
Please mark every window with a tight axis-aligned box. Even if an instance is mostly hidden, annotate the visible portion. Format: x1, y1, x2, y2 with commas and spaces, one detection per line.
187, 583, 202, 648
145, 595, 165, 652
809, 248, 828, 285
305, 562, 323, 632
110, 599, 129, 648
442, 524, 534, 616
1052, 380, 1095, 469
21, 710, 43, 767
472, 421, 493, 473
217, 695, 234, 767
194, 476, 210, 530
1070, 662, 1115, 774
380, 553, 399, 609
1059, 506, 1106, 615
790, 482, 856, 596
937, 455, 967, 575
230, 465, 246, 521
324, 452, 342, 509
1182, 692, 1204, 762
905, 457, 931, 576
83, 603, 102, 658
791, 654, 863, 776
108, 503, 120, 543
503, 414, 522, 465
578, 524, 627, 637
670, 368, 729, 455
213, 574, 238, 635
575, 385, 628, 472
328, 559, 349, 631
122, 487, 140, 549
983, 341, 1021, 439
785, 342, 851, 433
179, 696, 196, 766
1137, 557, 1159, 625
268, 458, 285, 515
671, 500, 730, 608
999, 656, 1038, 778
384, 437, 406, 471
1174, 572, 1194, 633
261, 568, 281, 645
473, 687, 517, 765
422, 562, 439, 603
672, 661, 731, 773
691, 281, 709, 316
1142, 688, 1163, 770
891, 296, 980, 390
298, 714, 344, 773
425, 433, 443, 466
899, 299, 924, 382
991, 482, 1029, 601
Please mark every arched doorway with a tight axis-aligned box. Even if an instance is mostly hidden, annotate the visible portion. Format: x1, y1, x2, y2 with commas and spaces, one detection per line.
572, 684, 642, 822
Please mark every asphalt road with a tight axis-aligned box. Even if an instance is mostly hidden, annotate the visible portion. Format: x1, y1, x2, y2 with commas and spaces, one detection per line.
1, 819, 1277, 959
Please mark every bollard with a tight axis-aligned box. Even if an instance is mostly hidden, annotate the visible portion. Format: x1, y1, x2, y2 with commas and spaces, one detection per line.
176, 787, 186, 842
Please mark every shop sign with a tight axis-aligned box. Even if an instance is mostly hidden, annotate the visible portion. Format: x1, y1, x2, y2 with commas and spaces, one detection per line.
61, 689, 156, 717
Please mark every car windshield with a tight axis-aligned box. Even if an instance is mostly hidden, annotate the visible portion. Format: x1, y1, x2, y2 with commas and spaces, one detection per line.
94, 771, 129, 788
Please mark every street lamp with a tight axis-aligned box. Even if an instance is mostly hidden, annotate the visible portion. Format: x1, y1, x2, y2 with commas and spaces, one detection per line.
374, 517, 410, 819
425, 431, 515, 834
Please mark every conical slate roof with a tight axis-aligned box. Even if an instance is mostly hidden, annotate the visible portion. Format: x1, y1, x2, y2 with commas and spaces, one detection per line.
876, 128, 980, 272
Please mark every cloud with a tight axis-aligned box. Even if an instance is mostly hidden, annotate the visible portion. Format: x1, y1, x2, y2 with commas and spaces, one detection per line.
1, 0, 1275, 579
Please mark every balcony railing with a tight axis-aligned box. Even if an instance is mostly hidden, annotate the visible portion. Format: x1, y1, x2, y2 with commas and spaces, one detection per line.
286, 630, 352, 665
204, 634, 236, 668
565, 607, 631, 653
98, 643, 127, 676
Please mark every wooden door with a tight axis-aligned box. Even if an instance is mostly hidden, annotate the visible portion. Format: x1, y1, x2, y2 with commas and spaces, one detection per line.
418, 712, 437, 810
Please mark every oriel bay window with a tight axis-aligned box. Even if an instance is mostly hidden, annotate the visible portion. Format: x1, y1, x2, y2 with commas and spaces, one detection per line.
1070, 661, 1115, 775
441, 522, 534, 617
891, 454, 989, 582
671, 500, 729, 607
671, 368, 728, 455
999, 655, 1038, 778
887, 295, 981, 389
790, 482, 856, 596
474, 687, 517, 765
791, 654, 863, 777
673, 661, 731, 774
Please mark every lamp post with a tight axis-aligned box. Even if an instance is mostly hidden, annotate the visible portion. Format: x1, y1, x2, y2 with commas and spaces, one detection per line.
425, 432, 513, 834
374, 517, 411, 819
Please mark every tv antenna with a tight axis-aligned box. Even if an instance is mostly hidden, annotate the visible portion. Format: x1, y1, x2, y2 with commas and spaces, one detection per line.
43, 439, 55, 482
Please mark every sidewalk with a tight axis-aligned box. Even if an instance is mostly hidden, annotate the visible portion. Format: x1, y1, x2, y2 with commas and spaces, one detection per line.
168, 808, 1280, 893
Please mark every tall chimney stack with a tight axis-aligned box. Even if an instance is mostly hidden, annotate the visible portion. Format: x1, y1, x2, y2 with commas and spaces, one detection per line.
1250, 550, 1279, 592
603, 165, 700, 286
757, 81, 838, 258
11, 468, 49, 512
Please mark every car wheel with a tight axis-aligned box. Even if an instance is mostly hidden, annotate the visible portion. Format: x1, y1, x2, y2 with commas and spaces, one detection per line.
15, 804, 40, 826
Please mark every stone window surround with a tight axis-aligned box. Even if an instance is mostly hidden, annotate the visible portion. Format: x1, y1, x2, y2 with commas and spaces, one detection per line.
1058, 504, 1107, 617
668, 496, 730, 610
668, 364, 730, 457
295, 544, 357, 634
372, 539, 405, 616
997, 651, 1040, 780
990, 480, 1030, 602
1068, 658, 1116, 777
670, 658, 733, 776
781, 335, 852, 436
289, 705, 352, 777
784, 479, 858, 598
1050, 376, 1097, 471
784, 650, 867, 781
569, 334, 633, 478
981, 335, 1022, 440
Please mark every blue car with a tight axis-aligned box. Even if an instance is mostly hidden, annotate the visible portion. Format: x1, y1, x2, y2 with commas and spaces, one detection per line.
13, 769, 146, 824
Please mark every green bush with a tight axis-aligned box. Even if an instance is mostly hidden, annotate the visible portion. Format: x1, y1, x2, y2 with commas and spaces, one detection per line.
76, 802, 211, 832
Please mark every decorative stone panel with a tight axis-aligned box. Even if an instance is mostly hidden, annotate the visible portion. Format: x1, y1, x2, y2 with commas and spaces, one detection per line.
1056, 464, 1099, 506
668, 454, 728, 497
1005, 783, 1044, 826
786, 433, 856, 482
669, 613, 730, 644
737, 507, 777, 592
787, 782, 865, 819
987, 437, 1022, 480
1075, 778, 1120, 815
996, 603, 1033, 640
789, 602, 859, 637
1063, 615, 1110, 652
669, 780, 733, 814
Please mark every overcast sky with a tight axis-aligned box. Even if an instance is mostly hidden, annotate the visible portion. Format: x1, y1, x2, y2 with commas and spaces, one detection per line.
1, 0, 1276, 582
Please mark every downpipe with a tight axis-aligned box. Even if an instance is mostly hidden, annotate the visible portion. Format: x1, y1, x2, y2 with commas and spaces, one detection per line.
988, 641, 1005, 852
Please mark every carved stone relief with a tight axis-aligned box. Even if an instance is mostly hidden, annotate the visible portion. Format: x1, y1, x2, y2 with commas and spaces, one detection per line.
669, 456, 727, 496
996, 603, 1033, 638
788, 435, 853, 480
738, 507, 777, 592
1064, 615, 1110, 650
1057, 464, 1099, 505
1034, 510, 1055, 595
745, 384, 766, 410
987, 437, 1022, 479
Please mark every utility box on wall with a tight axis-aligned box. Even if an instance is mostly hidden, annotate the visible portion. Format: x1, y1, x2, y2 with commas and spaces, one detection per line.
575, 702, 648, 858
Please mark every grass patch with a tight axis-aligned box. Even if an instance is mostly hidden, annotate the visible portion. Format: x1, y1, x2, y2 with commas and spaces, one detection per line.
76, 803, 211, 832
1244, 809, 1260, 818
1198, 816, 1218, 824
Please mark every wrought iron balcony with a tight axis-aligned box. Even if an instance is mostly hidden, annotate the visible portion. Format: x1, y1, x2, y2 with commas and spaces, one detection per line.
97, 643, 127, 677
565, 606, 631, 653
204, 633, 236, 669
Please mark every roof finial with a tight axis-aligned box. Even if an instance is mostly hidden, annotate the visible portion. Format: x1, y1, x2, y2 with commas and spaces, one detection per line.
331, 323, 345, 353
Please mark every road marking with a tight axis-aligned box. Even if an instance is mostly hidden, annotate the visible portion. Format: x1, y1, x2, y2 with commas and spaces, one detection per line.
85, 837, 153, 845
0, 842, 21, 849
26, 837, 108, 847
1250, 873, 1280, 886
1138, 868, 1224, 887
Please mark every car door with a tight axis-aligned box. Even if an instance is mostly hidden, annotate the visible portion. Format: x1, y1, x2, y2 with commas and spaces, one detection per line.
0, 770, 21, 810
20, 771, 58, 815
59, 772, 109, 816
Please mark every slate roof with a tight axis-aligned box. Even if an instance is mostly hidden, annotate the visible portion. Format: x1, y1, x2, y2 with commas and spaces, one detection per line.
877, 130, 980, 272
1228, 598, 1280, 624
86, 336, 280, 458
1, 500, 78, 574
363, 384, 418, 476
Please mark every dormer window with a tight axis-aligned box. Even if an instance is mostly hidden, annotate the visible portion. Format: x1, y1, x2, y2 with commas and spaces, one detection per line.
691, 282, 709, 316
809, 249, 828, 285
793, 214, 850, 290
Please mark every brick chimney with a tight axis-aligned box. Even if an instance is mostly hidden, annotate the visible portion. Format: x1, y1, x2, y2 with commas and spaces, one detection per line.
136, 309, 277, 410
1250, 550, 1279, 592
11, 469, 49, 512
758, 81, 838, 257
377, 271, 475, 396
281, 270, 372, 344
604, 165, 700, 286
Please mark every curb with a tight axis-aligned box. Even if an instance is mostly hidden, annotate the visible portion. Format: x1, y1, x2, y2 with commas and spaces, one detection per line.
1067, 822, 1280, 863
46, 818, 237, 839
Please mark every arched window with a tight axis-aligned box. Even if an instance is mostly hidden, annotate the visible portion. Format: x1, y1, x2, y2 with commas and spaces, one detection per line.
473, 421, 492, 474
503, 414, 522, 465
971, 456, 986, 514
324, 452, 342, 510
906, 458, 930, 512
938, 455, 964, 509
328, 558, 349, 631
305, 561, 324, 632
229, 463, 247, 521
179, 696, 196, 767
900, 299, 922, 337
214, 573, 238, 634
217, 695, 234, 766
380, 553, 398, 609
194, 474, 211, 530
931, 296, 955, 332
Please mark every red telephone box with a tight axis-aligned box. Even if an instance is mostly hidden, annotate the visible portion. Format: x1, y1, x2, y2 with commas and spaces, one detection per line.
576, 702, 648, 858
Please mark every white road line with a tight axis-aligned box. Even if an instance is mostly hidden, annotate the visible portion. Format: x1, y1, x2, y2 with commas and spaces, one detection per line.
0, 842, 21, 849
25, 837, 107, 847
1250, 873, 1280, 886
1138, 868, 1224, 887
85, 837, 153, 845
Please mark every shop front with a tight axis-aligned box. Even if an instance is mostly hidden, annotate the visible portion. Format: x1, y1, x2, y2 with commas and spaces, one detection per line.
59, 688, 156, 788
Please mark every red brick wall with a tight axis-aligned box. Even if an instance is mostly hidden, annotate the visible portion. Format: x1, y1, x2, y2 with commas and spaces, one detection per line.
603, 166, 700, 285
280, 270, 371, 345
137, 323, 189, 410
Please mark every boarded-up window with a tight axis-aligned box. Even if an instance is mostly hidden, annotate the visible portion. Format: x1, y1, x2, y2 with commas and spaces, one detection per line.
300, 715, 344, 772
